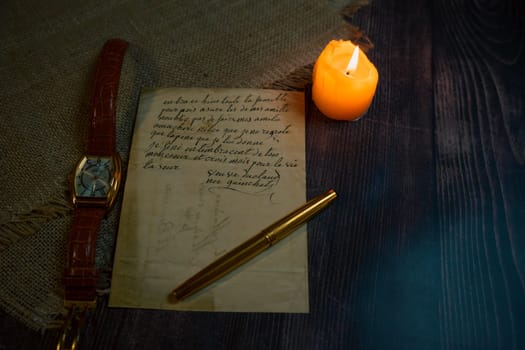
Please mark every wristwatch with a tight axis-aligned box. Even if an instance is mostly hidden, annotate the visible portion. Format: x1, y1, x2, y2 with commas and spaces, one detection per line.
63, 39, 128, 306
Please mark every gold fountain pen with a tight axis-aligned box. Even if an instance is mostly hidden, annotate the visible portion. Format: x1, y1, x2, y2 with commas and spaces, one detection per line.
168, 189, 337, 303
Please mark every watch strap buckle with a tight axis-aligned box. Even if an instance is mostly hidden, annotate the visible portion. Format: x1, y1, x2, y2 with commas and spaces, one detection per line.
57, 305, 91, 350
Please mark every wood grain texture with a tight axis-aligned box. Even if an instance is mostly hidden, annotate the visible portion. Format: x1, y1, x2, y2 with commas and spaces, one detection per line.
433, 0, 525, 349
1, 0, 524, 349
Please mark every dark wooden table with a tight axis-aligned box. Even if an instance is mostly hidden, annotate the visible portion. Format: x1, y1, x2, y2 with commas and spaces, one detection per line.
2, 0, 524, 348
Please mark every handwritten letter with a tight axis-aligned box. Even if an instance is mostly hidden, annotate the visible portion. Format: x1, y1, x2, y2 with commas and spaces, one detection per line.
109, 88, 307, 312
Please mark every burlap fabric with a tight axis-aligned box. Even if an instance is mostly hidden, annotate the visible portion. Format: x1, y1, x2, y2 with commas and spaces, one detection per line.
0, 0, 369, 330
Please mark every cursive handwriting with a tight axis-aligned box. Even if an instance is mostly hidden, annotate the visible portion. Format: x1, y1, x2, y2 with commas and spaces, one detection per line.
141, 90, 299, 195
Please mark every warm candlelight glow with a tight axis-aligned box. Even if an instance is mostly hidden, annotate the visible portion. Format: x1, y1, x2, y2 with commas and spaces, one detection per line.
345, 45, 359, 74
312, 40, 378, 121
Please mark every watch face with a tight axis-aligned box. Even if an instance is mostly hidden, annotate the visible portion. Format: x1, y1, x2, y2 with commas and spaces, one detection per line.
74, 156, 115, 198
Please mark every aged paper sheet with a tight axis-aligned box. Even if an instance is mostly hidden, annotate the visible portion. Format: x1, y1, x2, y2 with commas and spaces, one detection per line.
109, 88, 307, 312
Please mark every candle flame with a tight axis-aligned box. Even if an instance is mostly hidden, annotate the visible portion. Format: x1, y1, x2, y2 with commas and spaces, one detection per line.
345, 45, 360, 74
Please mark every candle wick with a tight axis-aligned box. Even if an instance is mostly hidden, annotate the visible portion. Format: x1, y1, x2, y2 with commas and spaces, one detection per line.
345, 45, 360, 74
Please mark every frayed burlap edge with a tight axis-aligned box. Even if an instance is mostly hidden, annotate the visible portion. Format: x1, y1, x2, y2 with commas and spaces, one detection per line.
0, 191, 72, 251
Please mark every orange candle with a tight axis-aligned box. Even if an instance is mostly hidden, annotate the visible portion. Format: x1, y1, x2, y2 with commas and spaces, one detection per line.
312, 40, 378, 120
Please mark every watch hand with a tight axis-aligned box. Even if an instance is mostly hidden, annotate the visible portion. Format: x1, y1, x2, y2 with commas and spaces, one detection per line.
97, 179, 110, 189
83, 170, 95, 178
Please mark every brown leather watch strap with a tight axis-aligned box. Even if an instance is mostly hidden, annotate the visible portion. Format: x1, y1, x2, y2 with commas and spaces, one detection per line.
87, 38, 128, 156
64, 207, 106, 301
64, 39, 128, 303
